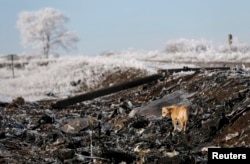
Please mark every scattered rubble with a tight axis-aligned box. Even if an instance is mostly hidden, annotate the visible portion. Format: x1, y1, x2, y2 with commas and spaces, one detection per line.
0, 67, 250, 163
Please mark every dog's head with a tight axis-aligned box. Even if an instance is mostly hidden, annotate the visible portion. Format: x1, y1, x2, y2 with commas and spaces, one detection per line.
162, 106, 172, 117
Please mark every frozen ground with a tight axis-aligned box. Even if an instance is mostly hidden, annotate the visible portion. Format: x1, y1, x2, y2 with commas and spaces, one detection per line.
1, 38, 250, 102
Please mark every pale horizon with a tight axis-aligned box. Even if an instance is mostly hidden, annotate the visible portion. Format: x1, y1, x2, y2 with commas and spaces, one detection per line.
1, 0, 250, 56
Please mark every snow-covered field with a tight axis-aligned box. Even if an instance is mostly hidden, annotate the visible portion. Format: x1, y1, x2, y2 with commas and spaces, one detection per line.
1, 39, 250, 102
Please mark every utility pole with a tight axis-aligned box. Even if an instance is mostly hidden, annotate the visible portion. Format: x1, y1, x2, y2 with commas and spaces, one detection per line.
11, 54, 14, 78
228, 34, 233, 51
7, 54, 18, 78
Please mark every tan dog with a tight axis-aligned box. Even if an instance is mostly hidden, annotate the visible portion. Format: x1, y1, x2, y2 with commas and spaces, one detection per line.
162, 105, 188, 131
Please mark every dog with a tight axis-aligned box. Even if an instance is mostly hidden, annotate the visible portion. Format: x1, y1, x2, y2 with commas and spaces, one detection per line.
162, 105, 188, 132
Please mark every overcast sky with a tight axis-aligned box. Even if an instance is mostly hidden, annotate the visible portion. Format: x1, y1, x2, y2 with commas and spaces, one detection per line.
1, 0, 250, 55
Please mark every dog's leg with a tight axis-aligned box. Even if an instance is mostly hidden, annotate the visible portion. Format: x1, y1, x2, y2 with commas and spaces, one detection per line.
172, 119, 177, 131
179, 120, 184, 131
183, 121, 187, 131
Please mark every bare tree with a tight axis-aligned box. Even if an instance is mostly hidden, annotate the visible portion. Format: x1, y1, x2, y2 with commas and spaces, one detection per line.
17, 7, 79, 58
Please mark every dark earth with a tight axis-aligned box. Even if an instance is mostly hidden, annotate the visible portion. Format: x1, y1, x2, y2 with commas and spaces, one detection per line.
0, 65, 250, 163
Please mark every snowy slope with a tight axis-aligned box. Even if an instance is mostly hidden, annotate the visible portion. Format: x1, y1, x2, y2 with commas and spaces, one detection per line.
1, 39, 250, 102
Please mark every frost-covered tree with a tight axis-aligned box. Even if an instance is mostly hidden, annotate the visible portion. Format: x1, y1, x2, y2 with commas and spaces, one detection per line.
17, 7, 79, 58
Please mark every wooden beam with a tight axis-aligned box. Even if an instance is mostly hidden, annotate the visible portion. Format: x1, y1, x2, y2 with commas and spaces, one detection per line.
52, 74, 162, 109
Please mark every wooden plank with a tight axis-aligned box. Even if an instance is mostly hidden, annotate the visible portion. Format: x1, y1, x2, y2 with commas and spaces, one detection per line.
52, 74, 162, 109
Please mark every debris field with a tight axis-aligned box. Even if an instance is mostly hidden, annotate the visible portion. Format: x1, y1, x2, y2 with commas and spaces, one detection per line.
0, 66, 250, 163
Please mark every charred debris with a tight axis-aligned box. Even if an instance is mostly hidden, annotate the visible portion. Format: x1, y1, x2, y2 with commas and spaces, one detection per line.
1, 66, 250, 163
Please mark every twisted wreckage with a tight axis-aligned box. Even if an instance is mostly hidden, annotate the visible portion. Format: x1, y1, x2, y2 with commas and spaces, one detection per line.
0, 66, 250, 163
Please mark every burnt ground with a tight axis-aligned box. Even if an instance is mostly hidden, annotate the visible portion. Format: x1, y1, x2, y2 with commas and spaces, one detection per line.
0, 66, 250, 163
